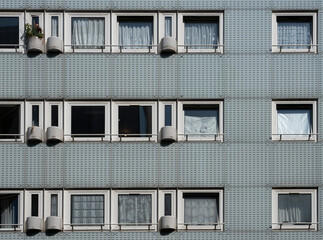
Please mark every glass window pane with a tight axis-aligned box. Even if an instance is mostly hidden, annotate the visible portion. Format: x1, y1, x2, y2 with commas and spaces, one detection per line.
164, 194, 172, 216
0, 17, 19, 48
184, 193, 219, 224
51, 105, 59, 127
32, 16, 39, 25
71, 17, 105, 49
165, 105, 172, 126
51, 16, 59, 37
278, 194, 312, 223
0, 105, 20, 139
32, 105, 39, 127
165, 17, 172, 37
31, 194, 39, 217
71, 195, 104, 224
118, 194, 152, 224
50, 194, 58, 217
0, 194, 18, 228
119, 106, 152, 137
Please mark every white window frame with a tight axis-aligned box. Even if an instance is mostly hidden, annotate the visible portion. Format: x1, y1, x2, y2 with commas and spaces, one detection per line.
111, 190, 157, 231
159, 101, 177, 129
159, 12, 177, 40
44, 190, 62, 219
26, 101, 44, 129
45, 12, 63, 39
45, 101, 63, 130
63, 190, 109, 231
112, 12, 158, 53
272, 189, 317, 230
0, 190, 23, 231
272, 12, 317, 53
177, 189, 224, 230
178, 100, 223, 142
25, 190, 43, 220
64, 101, 110, 142
112, 101, 157, 142
272, 100, 317, 141
0, 101, 24, 142
158, 190, 176, 218
26, 12, 44, 29
0, 12, 24, 52
64, 13, 110, 53
178, 12, 224, 53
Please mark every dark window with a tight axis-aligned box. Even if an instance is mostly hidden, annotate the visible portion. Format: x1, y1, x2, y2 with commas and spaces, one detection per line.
119, 106, 152, 137
32, 105, 39, 127
31, 194, 39, 217
32, 16, 39, 25
0, 17, 19, 48
165, 105, 172, 126
164, 194, 172, 216
0, 105, 20, 139
71, 106, 105, 137
51, 105, 59, 127
0, 194, 18, 228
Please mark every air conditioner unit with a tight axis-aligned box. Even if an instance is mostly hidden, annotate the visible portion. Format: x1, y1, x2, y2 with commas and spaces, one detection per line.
45, 216, 62, 231
160, 216, 176, 230
46, 126, 63, 142
27, 126, 43, 142
47, 36, 63, 53
26, 217, 43, 231
160, 37, 177, 53
160, 126, 177, 142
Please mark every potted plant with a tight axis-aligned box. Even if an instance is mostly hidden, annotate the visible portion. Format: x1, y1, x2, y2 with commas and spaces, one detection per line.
25, 23, 44, 53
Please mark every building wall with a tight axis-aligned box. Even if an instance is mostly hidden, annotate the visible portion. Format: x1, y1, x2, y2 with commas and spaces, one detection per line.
0, 0, 322, 239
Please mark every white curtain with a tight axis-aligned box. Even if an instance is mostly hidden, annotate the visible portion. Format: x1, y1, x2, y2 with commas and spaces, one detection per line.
50, 194, 58, 217
119, 21, 153, 49
0, 195, 18, 228
72, 18, 105, 48
184, 195, 218, 224
185, 22, 218, 49
165, 17, 172, 37
278, 22, 311, 49
51, 16, 59, 37
277, 109, 311, 137
184, 109, 218, 136
118, 195, 152, 224
71, 195, 104, 224
278, 194, 311, 223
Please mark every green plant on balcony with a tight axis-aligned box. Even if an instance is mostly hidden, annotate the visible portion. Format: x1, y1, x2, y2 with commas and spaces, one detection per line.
25, 23, 44, 39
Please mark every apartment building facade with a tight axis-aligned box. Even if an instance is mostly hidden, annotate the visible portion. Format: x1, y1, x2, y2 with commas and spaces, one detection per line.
0, 0, 322, 239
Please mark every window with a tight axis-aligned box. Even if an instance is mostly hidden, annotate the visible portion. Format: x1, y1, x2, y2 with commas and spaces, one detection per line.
63, 190, 109, 230
0, 102, 24, 142
159, 13, 176, 41
177, 189, 223, 230
0, 12, 24, 52
178, 13, 223, 53
65, 13, 110, 52
158, 190, 176, 219
159, 101, 176, 129
272, 189, 317, 230
45, 13, 63, 39
112, 101, 157, 141
111, 190, 157, 230
26, 102, 43, 128
178, 101, 223, 141
272, 100, 317, 141
45, 102, 63, 129
272, 12, 317, 53
25, 191, 43, 220
64, 102, 110, 141
44, 190, 62, 219
0, 191, 23, 231
112, 13, 157, 53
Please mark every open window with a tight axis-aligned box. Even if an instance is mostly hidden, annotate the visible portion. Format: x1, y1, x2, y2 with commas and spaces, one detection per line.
0, 12, 24, 52
272, 12, 317, 53
177, 189, 223, 230
112, 13, 157, 53
178, 101, 223, 141
111, 190, 157, 230
178, 13, 223, 53
64, 102, 110, 141
272, 100, 317, 141
65, 13, 110, 52
0, 102, 24, 142
272, 189, 317, 230
0, 191, 23, 231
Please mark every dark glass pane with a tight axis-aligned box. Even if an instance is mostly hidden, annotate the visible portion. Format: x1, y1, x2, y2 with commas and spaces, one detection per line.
32, 105, 39, 127
0, 105, 20, 139
165, 105, 172, 126
31, 194, 39, 217
119, 106, 152, 137
164, 194, 172, 216
0, 194, 18, 228
51, 105, 59, 127
0, 17, 19, 48
71, 106, 105, 137
32, 16, 39, 25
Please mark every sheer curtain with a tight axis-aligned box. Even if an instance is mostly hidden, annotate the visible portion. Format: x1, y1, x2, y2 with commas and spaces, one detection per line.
50, 194, 58, 217
119, 21, 153, 49
51, 16, 59, 37
184, 109, 219, 136
118, 195, 152, 224
277, 109, 311, 137
165, 17, 172, 37
72, 18, 105, 48
278, 22, 311, 49
71, 195, 104, 224
0, 195, 18, 228
184, 195, 218, 224
185, 22, 218, 49
278, 194, 311, 223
